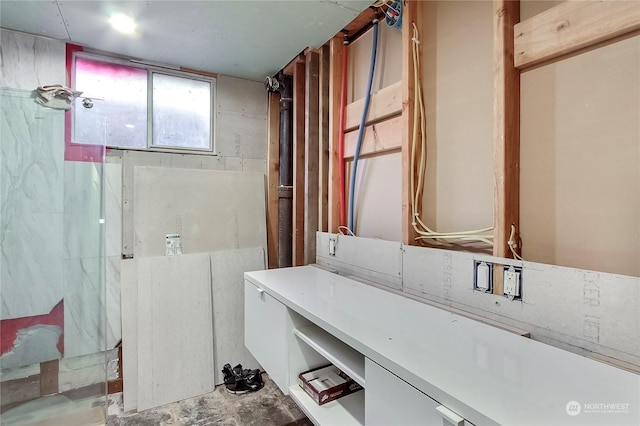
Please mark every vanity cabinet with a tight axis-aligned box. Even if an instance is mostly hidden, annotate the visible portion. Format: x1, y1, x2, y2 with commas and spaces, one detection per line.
244, 266, 639, 426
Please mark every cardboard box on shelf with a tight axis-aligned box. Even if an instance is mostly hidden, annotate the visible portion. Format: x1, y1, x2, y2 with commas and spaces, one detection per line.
298, 365, 363, 406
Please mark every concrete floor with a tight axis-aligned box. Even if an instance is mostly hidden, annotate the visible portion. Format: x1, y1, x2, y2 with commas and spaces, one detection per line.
107, 374, 313, 426
1, 373, 310, 426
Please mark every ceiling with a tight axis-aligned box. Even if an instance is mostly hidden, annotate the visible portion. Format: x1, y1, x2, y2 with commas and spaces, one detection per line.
0, 0, 372, 81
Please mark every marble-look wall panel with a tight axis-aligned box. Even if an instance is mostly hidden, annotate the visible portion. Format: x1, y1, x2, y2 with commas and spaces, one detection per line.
105, 256, 121, 350
0, 30, 66, 90
1, 90, 64, 320
63, 257, 105, 358
63, 161, 103, 260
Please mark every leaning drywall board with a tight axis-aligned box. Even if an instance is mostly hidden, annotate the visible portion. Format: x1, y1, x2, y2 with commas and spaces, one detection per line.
137, 254, 215, 411
120, 258, 139, 412
210, 247, 264, 385
133, 167, 266, 258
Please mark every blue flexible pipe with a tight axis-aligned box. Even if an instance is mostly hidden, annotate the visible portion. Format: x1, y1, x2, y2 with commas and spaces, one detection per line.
348, 19, 379, 233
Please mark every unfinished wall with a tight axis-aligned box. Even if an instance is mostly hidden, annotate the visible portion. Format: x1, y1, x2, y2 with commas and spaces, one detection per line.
348, 23, 402, 103
520, 2, 640, 277
346, 21, 403, 240
420, 0, 494, 235
346, 2, 495, 244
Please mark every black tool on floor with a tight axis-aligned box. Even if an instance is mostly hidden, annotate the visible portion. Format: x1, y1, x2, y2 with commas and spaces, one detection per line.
222, 363, 264, 394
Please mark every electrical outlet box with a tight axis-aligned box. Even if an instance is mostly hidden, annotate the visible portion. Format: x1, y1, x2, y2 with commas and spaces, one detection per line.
329, 237, 336, 256
503, 266, 522, 300
473, 261, 493, 293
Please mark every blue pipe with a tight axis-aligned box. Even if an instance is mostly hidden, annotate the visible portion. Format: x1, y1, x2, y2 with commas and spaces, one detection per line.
348, 19, 379, 233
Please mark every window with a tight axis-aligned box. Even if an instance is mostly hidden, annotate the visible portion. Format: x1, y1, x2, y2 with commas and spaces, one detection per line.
71, 53, 214, 152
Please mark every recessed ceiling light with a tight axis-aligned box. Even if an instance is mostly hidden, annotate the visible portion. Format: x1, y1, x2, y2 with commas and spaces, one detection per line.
125, 124, 135, 129
109, 13, 136, 34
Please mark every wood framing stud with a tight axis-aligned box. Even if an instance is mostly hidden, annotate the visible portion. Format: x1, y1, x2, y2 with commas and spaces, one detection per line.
283, 54, 306, 76
401, 0, 421, 246
319, 44, 331, 233
266, 92, 280, 269
514, 0, 640, 69
40, 359, 59, 396
304, 50, 320, 265
493, 0, 521, 294
293, 61, 306, 266
328, 35, 345, 234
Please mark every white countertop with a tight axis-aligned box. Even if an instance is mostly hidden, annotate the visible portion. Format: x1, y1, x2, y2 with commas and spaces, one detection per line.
246, 266, 640, 425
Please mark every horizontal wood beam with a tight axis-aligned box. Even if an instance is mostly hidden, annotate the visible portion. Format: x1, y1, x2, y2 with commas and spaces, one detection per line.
345, 81, 402, 131
342, 7, 377, 36
514, 0, 640, 68
343, 116, 402, 160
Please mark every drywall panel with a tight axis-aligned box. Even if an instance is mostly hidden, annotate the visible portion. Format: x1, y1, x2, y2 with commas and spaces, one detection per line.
215, 111, 267, 159
419, 1, 494, 237
210, 247, 264, 385
349, 152, 402, 241
217, 75, 267, 117
316, 232, 402, 290
348, 23, 402, 102
242, 158, 267, 173
118, 73, 267, 257
137, 254, 214, 411
402, 245, 640, 366
520, 35, 640, 276
120, 258, 138, 412
119, 149, 231, 255
520, 1, 564, 21
133, 167, 266, 258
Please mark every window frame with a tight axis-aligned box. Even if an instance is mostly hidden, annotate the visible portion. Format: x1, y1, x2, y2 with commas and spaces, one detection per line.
70, 51, 217, 155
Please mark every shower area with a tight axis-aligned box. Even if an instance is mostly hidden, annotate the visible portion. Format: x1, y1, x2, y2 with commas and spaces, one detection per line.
1, 30, 115, 425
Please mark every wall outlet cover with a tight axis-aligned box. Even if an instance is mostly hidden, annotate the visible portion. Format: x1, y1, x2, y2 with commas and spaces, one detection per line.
473, 261, 493, 293
503, 266, 522, 300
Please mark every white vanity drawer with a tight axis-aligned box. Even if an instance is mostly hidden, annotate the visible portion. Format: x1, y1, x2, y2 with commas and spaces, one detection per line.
244, 279, 289, 394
